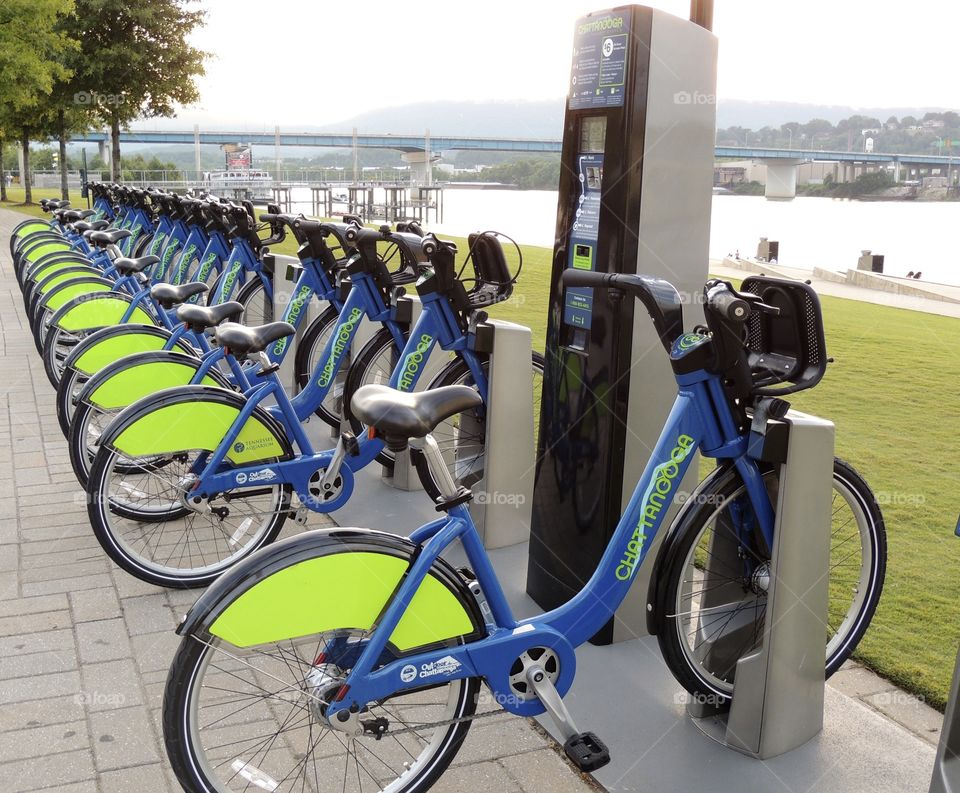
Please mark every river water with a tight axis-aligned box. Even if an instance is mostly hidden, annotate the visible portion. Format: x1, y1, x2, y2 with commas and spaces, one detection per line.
287, 188, 960, 286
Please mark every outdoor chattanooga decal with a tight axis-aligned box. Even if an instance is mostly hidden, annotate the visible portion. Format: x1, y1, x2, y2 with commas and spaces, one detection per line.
274, 285, 313, 355
399, 334, 433, 390
615, 434, 695, 581
318, 307, 363, 388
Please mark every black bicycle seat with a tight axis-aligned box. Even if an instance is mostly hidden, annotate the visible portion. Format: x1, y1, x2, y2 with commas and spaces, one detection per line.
176, 300, 243, 329
150, 282, 209, 309
215, 321, 295, 357
351, 384, 481, 439
114, 255, 160, 275
89, 229, 133, 245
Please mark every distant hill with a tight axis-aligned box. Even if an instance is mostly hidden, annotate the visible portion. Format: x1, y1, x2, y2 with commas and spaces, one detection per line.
715, 99, 950, 129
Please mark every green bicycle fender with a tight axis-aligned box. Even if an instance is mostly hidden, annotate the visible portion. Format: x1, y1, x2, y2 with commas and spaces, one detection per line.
89, 360, 220, 410
73, 331, 179, 375
43, 281, 114, 312
35, 267, 101, 295
209, 551, 476, 651
15, 221, 52, 239
24, 241, 73, 263
55, 296, 154, 332
31, 259, 95, 286
112, 400, 286, 464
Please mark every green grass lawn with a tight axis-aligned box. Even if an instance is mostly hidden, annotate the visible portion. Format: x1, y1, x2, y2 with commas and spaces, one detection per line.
6, 199, 959, 708
1, 186, 76, 219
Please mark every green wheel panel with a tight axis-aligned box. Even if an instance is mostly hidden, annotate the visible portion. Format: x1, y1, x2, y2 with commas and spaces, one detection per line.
112, 401, 286, 463
74, 331, 173, 375
209, 551, 475, 651
89, 361, 219, 410
56, 297, 154, 332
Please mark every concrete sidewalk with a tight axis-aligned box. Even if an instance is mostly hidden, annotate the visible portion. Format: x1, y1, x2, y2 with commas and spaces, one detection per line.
0, 208, 598, 792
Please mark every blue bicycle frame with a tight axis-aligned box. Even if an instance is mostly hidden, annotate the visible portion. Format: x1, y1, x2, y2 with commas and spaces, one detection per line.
319, 338, 777, 723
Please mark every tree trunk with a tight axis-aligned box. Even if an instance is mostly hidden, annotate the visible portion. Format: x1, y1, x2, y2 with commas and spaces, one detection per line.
20, 128, 31, 204
110, 113, 121, 181
58, 110, 69, 200
0, 137, 7, 203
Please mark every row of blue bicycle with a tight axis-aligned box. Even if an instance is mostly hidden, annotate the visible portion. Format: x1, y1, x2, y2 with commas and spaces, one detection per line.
8, 184, 885, 792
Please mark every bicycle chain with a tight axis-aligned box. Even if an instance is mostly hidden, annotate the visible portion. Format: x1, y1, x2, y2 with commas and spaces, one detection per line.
375, 707, 509, 737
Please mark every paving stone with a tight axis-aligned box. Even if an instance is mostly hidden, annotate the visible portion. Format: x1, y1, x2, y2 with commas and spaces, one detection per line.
0, 719, 89, 763
453, 717, 549, 766
69, 587, 122, 624
129, 630, 182, 675
120, 593, 179, 636
80, 658, 144, 712
500, 748, 600, 793
0, 749, 96, 792
827, 665, 899, 699
22, 572, 114, 597
0, 694, 87, 734
76, 618, 131, 664
89, 706, 161, 771
0, 627, 73, 656
864, 690, 944, 746
437, 759, 523, 792
100, 762, 174, 793
0, 593, 66, 618
0, 647, 78, 680
0, 669, 81, 705
0, 609, 71, 637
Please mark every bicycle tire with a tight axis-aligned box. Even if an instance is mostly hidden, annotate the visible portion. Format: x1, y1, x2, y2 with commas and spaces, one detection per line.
654, 457, 886, 702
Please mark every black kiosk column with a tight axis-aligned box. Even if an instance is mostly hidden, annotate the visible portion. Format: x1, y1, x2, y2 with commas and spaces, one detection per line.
527, 5, 718, 643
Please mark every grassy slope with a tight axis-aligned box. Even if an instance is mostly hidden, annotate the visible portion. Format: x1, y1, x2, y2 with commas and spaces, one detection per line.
1, 187, 71, 219
7, 199, 957, 707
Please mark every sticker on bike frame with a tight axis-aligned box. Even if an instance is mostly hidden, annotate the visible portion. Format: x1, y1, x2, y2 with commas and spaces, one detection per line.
401, 654, 462, 683
234, 468, 278, 486
318, 307, 363, 388
616, 433, 695, 581
399, 334, 434, 390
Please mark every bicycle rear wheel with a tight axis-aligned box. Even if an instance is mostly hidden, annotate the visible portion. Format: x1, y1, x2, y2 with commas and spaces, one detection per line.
655, 458, 886, 702
87, 445, 290, 588
164, 630, 479, 793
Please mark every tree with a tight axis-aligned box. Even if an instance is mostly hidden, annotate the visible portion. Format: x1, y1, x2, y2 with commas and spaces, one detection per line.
65, 1, 207, 180
0, 0, 76, 202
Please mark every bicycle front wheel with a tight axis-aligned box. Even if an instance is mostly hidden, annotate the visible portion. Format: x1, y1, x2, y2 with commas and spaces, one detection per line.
655, 457, 886, 702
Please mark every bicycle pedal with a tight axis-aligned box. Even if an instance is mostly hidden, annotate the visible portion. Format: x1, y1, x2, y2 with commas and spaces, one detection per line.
563, 731, 610, 772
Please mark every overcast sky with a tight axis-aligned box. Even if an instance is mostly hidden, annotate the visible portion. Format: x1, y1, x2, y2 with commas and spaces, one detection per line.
182, 0, 960, 128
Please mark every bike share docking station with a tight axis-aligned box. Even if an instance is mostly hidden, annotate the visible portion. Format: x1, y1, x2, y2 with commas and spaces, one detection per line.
526, 1, 839, 767
930, 644, 960, 790
269, 250, 535, 549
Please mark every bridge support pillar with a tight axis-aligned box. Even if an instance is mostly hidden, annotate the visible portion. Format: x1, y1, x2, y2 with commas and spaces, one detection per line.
97, 139, 108, 167
764, 159, 801, 200
401, 151, 440, 186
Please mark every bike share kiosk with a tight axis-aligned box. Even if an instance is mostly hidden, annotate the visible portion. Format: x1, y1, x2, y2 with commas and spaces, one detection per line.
527, 4, 718, 642
527, 3, 837, 761
930, 644, 960, 790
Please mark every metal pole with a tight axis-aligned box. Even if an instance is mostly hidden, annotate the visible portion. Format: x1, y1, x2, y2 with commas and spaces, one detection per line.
194, 124, 201, 174
690, 0, 713, 30
275, 126, 281, 183
352, 127, 359, 183
425, 127, 432, 188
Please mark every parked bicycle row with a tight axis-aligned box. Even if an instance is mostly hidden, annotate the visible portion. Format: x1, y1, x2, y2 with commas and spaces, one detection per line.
8, 188, 886, 793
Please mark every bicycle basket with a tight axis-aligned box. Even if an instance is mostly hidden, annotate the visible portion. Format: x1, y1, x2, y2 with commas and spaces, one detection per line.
463, 232, 515, 309
739, 275, 827, 395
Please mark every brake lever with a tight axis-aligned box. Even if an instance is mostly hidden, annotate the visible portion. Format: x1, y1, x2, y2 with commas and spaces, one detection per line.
753, 301, 781, 316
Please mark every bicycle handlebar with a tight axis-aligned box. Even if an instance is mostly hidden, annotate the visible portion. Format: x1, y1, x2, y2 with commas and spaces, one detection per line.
705, 282, 752, 322
561, 270, 684, 351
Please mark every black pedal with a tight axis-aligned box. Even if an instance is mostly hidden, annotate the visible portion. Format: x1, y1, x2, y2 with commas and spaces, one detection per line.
563, 731, 610, 772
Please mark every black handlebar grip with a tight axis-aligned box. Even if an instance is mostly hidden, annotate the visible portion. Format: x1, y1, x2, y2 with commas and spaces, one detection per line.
561, 269, 616, 290
258, 213, 278, 223
707, 285, 751, 322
